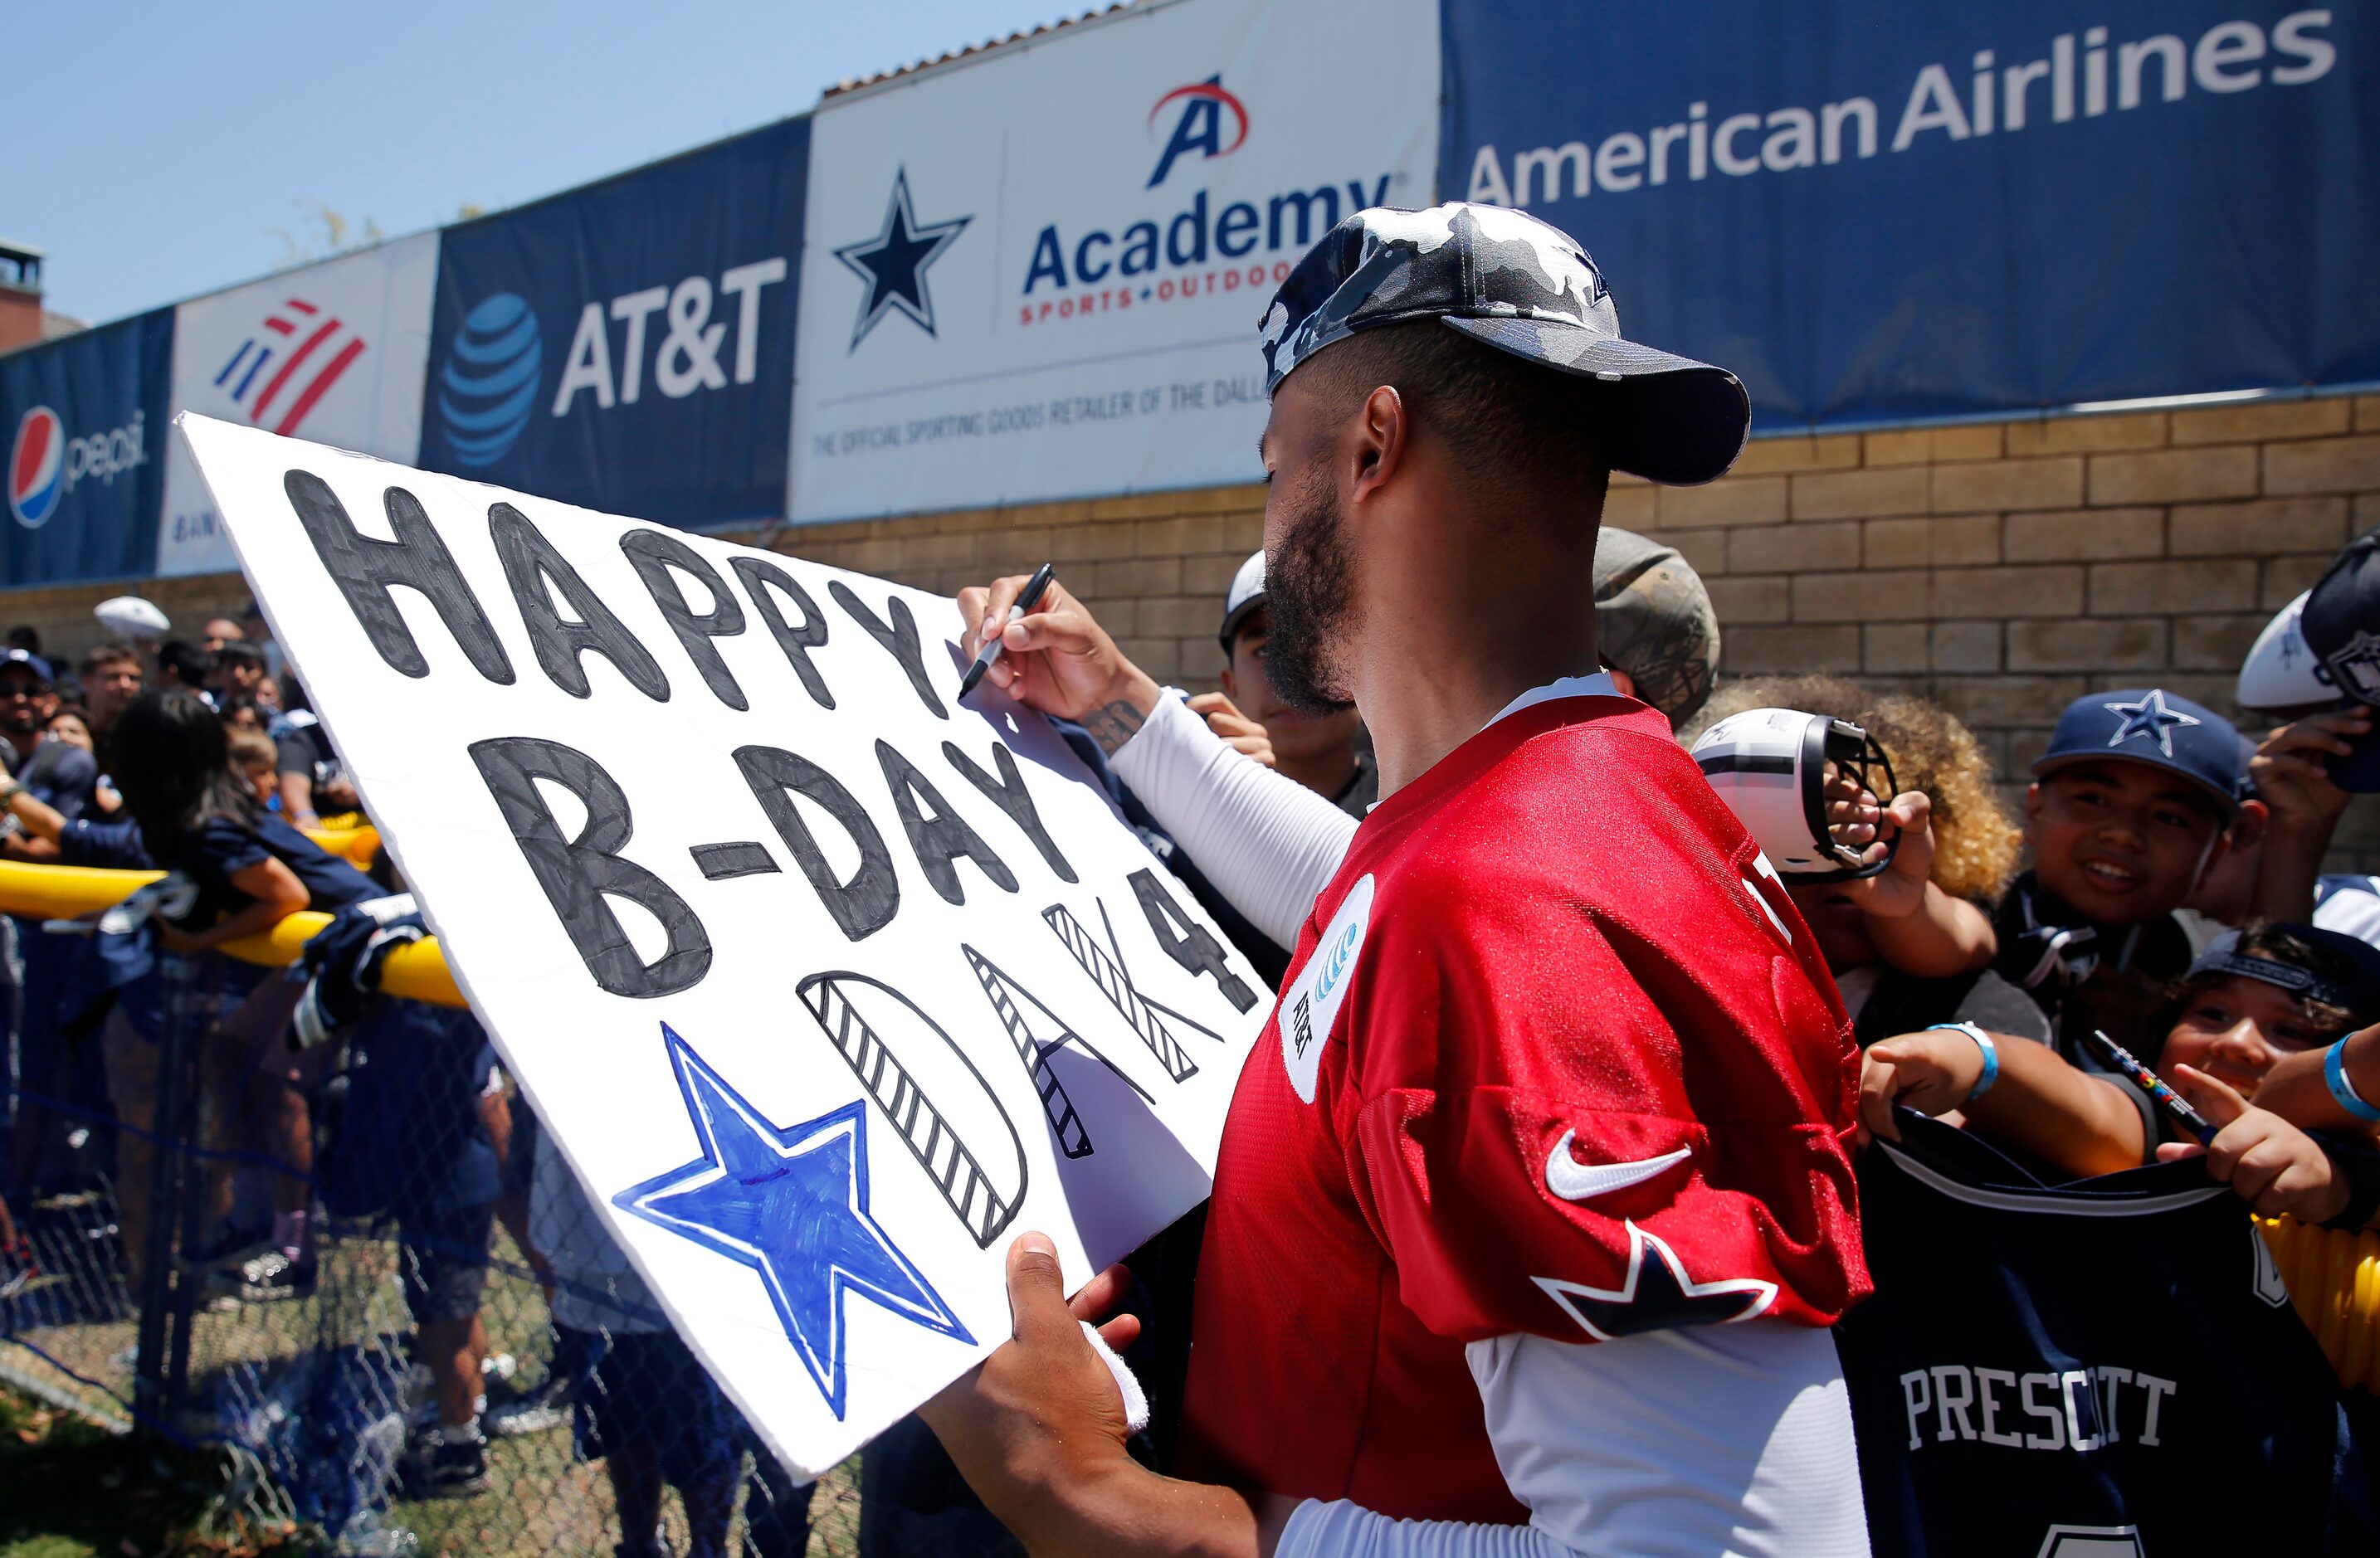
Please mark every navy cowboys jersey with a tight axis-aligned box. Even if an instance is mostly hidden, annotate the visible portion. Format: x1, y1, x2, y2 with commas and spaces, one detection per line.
1836, 1116, 2373, 1556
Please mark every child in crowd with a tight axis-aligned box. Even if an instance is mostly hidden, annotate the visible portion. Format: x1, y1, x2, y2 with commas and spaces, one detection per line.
102, 689, 379, 1297
1993, 688, 2241, 1065
527, 1128, 747, 1558
227, 728, 280, 811
1864, 923, 2380, 1228
43, 704, 93, 753
1685, 676, 2038, 1044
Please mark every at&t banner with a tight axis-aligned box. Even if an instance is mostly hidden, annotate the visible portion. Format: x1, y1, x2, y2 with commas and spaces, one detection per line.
418, 118, 811, 531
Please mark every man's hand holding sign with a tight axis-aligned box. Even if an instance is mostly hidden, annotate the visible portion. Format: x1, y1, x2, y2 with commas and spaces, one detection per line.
177, 412, 1269, 1481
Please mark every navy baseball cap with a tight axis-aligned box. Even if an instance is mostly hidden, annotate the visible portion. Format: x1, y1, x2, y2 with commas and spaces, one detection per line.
0, 648, 51, 684
2031, 688, 2241, 817
1256, 202, 1751, 486
2300, 525, 2380, 791
2190, 925, 2380, 1026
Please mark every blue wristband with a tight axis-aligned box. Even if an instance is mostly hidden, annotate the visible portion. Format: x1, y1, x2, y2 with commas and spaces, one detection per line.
2325, 1039, 2380, 1124
1929, 1021, 1998, 1100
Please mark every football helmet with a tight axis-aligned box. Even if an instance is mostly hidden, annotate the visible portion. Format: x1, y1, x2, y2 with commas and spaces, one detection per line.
1690, 707, 1899, 881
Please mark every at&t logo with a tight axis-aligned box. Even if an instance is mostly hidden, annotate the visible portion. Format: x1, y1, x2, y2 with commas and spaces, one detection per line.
438, 293, 543, 468
441, 257, 788, 466
10, 404, 149, 530
1148, 75, 1249, 187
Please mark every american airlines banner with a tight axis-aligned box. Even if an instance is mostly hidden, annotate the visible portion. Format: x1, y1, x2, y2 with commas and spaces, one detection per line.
159, 233, 439, 576
788, 0, 1439, 522
1443, 2, 2380, 427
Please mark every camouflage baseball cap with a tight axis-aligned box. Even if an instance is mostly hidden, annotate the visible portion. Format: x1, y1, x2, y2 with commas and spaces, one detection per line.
1258, 202, 1750, 486
1593, 528, 1721, 723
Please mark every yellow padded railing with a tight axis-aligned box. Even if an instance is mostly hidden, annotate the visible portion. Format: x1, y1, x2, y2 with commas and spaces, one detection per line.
2257, 1215, 2380, 1393
0, 850, 461, 1010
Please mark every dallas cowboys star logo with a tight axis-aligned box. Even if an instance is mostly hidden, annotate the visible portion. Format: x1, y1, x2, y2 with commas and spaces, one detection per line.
613, 1025, 973, 1419
2102, 689, 2201, 757
1531, 1221, 1777, 1342
834, 168, 971, 351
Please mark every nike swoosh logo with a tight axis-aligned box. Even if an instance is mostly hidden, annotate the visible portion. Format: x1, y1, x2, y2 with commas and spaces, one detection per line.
1543, 1136, 1692, 1202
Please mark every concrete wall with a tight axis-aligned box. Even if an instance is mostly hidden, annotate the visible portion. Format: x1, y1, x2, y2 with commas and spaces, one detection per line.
8, 392, 2377, 865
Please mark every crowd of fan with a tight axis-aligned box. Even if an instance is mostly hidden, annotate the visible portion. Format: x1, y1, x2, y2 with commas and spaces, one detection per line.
0, 609, 818, 1555
2, 514, 2378, 1556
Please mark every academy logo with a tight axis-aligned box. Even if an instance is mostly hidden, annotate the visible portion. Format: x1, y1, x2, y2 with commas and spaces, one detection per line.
9, 403, 148, 531
210, 295, 368, 437
835, 168, 971, 351
438, 293, 543, 468
8, 407, 62, 528
1147, 75, 1249, 187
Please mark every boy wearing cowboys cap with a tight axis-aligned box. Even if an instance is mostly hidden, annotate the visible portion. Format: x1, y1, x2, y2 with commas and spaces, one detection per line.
1995, 689, 2241, 1098
926, 203, 1870, 1556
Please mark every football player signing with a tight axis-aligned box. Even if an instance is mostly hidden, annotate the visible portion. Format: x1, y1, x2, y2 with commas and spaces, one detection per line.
926, 205, 1873, 1557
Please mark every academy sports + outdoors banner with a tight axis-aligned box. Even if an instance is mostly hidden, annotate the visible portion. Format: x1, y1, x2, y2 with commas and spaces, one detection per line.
1442, 2, 2380, 429
417, 117, 810, 533
787, 0, 1440, 523
159, 232, 441, 577
2, 309, 173, 587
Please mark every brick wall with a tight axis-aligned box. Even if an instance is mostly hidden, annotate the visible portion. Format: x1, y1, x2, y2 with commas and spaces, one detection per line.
1600, 392, 2380, 866
7, 392, 2376, 865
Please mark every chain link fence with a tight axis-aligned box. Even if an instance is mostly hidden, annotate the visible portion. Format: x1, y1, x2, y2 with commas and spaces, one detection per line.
3, 918, 868, 1555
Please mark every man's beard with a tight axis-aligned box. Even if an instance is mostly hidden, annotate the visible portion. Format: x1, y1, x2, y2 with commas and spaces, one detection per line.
1262, 466, 1358, 718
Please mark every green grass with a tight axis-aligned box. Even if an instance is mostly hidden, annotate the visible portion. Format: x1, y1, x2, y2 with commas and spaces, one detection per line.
0, 1385, 302, 1558
5, 1217, 870, 1556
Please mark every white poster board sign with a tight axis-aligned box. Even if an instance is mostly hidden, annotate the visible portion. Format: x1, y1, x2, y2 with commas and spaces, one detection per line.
161, 234, 439, 576
788, 0, 1438, 521
178, 414, 1268, 1478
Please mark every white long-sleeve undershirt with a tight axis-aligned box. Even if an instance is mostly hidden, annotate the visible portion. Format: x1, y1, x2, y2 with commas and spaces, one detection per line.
1272, 1323, 1867, 1558
1105, 677, 1626, 948
1107, 689, 1358, 948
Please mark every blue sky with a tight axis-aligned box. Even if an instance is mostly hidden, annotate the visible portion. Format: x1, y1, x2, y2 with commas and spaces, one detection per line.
5, 1, 1076, 328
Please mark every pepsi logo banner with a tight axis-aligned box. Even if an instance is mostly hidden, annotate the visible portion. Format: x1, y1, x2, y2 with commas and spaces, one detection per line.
1444, 2, 2380, 426
1, 309, 173, 587
159, 232, 439, 577
419, 116, 809, 533
788, 0, 1439, 521
179, 414, 1266, 1477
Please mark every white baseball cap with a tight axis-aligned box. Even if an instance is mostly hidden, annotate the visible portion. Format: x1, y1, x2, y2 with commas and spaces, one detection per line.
1218, 551, 1267, 650
95, 595, 171, 640
2236, 592, 2335, 713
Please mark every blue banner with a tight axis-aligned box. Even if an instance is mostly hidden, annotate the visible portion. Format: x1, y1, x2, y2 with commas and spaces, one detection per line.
2, 309, 172, 586
1443, 3, 2378, 429
420, 116, 809, 528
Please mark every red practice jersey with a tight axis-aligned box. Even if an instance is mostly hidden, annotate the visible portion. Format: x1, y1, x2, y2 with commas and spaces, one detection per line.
1178, 691, 1869, 1523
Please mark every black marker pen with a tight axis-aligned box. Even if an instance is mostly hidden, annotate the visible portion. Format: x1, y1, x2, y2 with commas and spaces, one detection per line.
958, 562, 1057, 701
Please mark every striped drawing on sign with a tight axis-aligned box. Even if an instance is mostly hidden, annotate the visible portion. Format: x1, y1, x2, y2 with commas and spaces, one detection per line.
1042, 899, 1212, 1083
797, 971, 1027, 1249
963, 944, 1153, 1160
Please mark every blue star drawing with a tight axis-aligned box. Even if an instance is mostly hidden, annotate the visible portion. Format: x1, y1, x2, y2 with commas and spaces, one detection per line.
2102, 689, 2201, 757
1531, 1222, 1777, 1342
613, 1025, 974, 1419
834, 168, 971, 351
